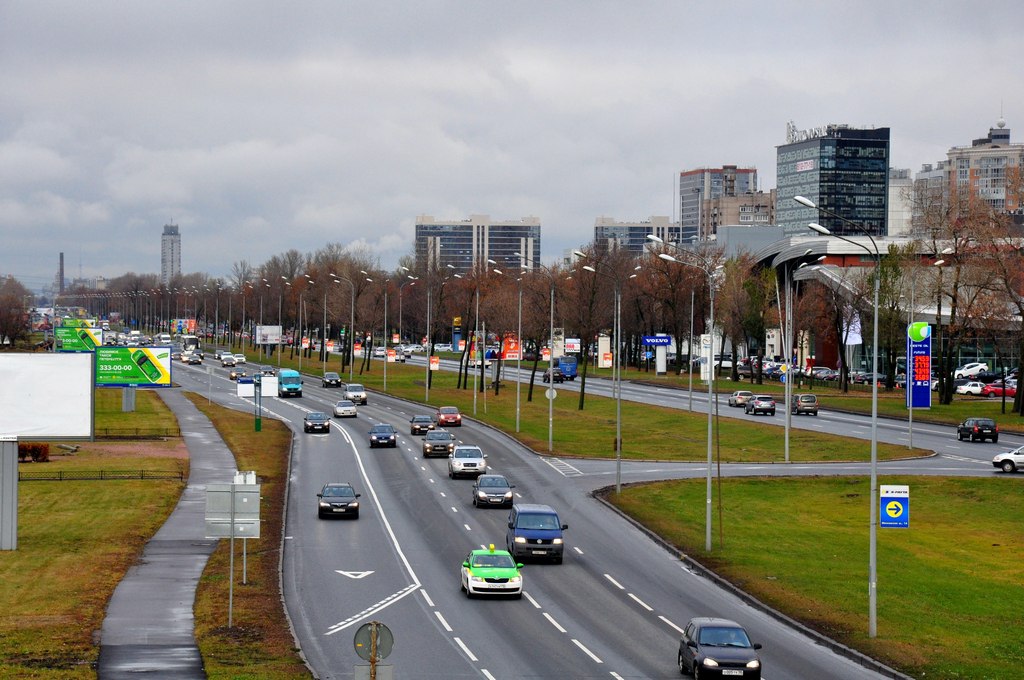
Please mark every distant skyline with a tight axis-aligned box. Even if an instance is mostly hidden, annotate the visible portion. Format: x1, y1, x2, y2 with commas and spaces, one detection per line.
3, 1, 1022, 291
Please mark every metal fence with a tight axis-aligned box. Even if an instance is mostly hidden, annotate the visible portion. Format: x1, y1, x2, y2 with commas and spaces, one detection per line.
18, 469, 185, 482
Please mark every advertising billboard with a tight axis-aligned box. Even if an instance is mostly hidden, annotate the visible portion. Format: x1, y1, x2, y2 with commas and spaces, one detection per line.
256, 325, 283, 345
55, 326, 103, 352
906, 322, 932, 409
95, 347, 173, 387
0, 353, 94, 440
59, 318, 96, 328
502, 333, 521, 361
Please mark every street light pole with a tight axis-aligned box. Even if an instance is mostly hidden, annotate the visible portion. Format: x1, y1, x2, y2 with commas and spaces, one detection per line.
795, 194, 881, 638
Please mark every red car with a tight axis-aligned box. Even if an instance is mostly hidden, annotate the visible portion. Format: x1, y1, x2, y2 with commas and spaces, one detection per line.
982, 383, 1017, 398
436, 406, 462, 427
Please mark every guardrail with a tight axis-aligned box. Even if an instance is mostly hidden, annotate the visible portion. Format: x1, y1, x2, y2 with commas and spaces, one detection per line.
18, 469, 185, 482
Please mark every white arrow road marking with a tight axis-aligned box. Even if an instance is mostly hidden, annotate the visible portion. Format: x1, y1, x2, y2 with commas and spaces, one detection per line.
335, 570, 374, 579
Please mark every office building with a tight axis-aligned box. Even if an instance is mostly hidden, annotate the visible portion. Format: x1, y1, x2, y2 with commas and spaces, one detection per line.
777, 122, 891, 237
679, 165, 758, 241
594, 216, 680, 254
160, 224, 181, 285
888, 168, 914, 236
946, 118, 1023, 220
415, 214, 541, 275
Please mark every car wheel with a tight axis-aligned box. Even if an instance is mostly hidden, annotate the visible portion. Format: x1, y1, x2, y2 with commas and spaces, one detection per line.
514, 591, 523, 600
352, 510, 359, 519
553, 554, 563, 565
678, 652, 688, 675
1002, 460, 1016, 473
448, 469, 454, 479
992, 436, 999, 443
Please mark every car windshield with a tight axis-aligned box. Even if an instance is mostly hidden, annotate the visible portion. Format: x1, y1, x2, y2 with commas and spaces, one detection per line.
470, 553, 515, 569
307, 413, 327, 420
347, 384, 364, 391
425, 432, 449, 440
440, 407, 458, 414
371, 425, 393, 433
325, 373, 339, 379
698, 626, 752, 648
336, 401, 354, 407
517, 513, 559, 530
413, 416, 432, 422
478, 477, 508, 488
455, 448, 482, 459
322, 486, 355, 498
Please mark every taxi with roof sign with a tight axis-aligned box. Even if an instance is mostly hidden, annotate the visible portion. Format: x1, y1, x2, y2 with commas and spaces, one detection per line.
460, 544, 523, 599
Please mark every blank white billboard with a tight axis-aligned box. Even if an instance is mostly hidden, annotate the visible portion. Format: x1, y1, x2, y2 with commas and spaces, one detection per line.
0, 353, 94, 440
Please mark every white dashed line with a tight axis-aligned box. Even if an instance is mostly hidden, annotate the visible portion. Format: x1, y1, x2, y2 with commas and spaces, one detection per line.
453, 637, 478, 662
659, 615, 686, 635
523, 591, 542, 609
464, 524, 472, 531
572, 639, 602, 663
610, 673, 625, 679
543, 612, 566, 633
481, 670, 497, 680
628, 593, 653, 611
434, 611, 452, 632
451, 507, 459, 513
419, 590, 434, 607
573, 546, 584, 555
604, 574, 624, 590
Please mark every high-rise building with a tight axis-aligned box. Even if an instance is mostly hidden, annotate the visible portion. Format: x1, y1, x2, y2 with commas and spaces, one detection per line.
777, 122, 891, 237
593, 216, 679, 254
160, 224, 181, 285
887, 168, 914, 236
945, 119, 1023, 219
679, 165, 758, 241
414, 214, 541, 275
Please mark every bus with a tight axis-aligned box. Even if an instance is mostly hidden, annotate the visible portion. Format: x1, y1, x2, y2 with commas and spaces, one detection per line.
181, 334, 201, 355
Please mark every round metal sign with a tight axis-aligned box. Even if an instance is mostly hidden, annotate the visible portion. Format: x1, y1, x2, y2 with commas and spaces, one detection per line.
545, 388, 557, 401
353, 621, 394, 661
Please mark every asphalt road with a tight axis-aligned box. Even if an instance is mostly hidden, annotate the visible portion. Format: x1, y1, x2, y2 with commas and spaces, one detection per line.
172, 355, 1015, 679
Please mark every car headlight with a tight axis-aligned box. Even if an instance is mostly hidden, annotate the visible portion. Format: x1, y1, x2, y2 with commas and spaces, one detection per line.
476, 491, 487, 499
509, 575, 522, 583
469, 575, 487, 583
514, 536, 527, 544
319, 501, 331, 508
701, 658, 719, 668
746, 659, 760, 669
503, 491, 513, 498
552, 538, 563, 545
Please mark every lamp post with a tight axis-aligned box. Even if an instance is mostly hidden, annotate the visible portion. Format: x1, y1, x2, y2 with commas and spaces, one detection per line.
649, 235, 720, 552
575, 251, 640, 494
795, 194, 882, 638
332, 274, 357, 381
399, 277, 417, 348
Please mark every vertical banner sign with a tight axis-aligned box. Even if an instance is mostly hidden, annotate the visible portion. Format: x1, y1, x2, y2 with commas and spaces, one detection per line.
429, 355, 440, 371
502, 333, 521, 361
907, 322, 932, 409
880, 485, 910, 528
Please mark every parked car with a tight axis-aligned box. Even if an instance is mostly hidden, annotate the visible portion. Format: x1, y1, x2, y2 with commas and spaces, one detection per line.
448, 445, 487, 478
791, 393, 819, 416
992, 446, 1024, 473
955, 381, 986, 396
368, 423, 398, 448
954, 362, 990, 379
471, 474, 515, 508
437, 406, 462, 427
981, 383, 1016, 398
434, 343, 454, 352
322, 371, 342, 387
422, 429, 457, 457
409, 414, 436, 435
332, 400, 358, 418
728, 390, 754, 408
316, 482, 360, 519
303, 412, 331, 433
677, 617, 763, 678
744, 395, 776, 416
956, 417, 998, 443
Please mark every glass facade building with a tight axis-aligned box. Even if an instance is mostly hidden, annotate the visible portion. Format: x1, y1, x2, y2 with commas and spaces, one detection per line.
776, 125, 890, 237
678, 166, 758, 241
414, 215, 541, 275
593, 216, 680, 254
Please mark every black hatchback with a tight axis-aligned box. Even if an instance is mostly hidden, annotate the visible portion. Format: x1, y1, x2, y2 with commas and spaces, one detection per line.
303, 412, 331, 433
678, 617, 762, 678
957, 417, 998, 443
322, 372, 342, 387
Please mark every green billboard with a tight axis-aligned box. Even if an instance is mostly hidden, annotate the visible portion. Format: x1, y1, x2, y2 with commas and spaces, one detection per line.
56, 327, 103, 352
59, 318, 96, 328
95, 347, 173, 387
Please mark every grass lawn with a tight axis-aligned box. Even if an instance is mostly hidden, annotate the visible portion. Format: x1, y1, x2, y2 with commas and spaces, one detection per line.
185, 393, 310, 679
608, 476, 1024, 679
0, 390, 186, 678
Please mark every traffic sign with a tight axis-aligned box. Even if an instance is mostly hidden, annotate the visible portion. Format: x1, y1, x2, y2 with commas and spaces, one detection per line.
354, 621, 394, 662
880, 485, 909, 528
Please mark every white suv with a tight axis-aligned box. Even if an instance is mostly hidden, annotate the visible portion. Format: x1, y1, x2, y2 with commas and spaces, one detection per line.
448, 445, 487, 479
343, 383, 368, 405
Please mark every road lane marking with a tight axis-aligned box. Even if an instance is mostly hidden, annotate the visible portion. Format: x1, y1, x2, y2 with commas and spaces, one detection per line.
420, 590, 434, 607
543, 612, 566, 633
543, 457, 584, 477
659, 615, 686, 634
451, 507, 459, 513
572, 639, 603, 663
326, 583, 419, 635
464, 524, 472, 531
628, 593, 653, 611
573, 546, 584, 554
523, 591, 542, 609
481, 670, 497, 680
434, 611, 452, 632
604, 574, 624, 590
453, 637, 478, 662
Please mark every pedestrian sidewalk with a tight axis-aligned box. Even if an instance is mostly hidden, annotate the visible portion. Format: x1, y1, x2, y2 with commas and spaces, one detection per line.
96, 388, 238, 678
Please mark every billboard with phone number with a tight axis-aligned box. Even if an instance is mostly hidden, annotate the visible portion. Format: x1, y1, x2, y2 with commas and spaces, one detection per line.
55, 326, 103, 352
95, 347, 173, 387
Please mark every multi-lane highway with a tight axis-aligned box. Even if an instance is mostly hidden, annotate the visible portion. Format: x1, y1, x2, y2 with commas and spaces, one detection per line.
173, 355, 1010, 679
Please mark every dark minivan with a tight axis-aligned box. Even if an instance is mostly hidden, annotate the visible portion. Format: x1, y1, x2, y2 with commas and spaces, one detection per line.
506, 503, 567, 563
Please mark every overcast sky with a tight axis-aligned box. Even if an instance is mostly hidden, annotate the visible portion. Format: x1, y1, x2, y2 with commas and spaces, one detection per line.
2, 1, 1021, 291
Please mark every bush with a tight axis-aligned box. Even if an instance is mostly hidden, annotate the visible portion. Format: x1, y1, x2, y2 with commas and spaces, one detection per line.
17, 443, 49, 463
